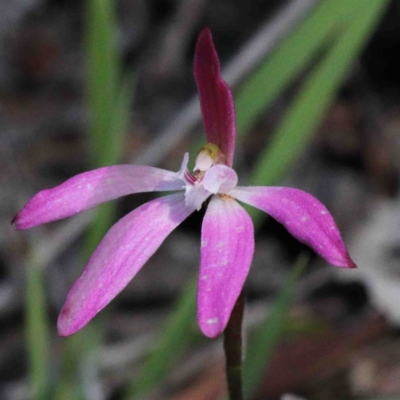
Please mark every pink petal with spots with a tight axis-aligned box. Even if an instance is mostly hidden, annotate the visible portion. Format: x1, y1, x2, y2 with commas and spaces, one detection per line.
198, 196, 254, 338
13, 165, 184, 229
58, 193, 194, 336
231, 187, 356, 268
194, 28, 236, 167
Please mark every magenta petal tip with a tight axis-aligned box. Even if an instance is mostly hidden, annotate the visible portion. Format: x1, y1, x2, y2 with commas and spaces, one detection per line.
57, 305, 80, 337
11, 214, 18, 227
344, 256, 357, 269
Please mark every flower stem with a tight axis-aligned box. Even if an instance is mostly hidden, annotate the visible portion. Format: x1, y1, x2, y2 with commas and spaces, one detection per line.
223, 290, 245, 400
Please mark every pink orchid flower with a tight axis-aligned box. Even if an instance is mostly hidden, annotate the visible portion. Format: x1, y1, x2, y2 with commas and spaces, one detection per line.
14, 28, 356, 338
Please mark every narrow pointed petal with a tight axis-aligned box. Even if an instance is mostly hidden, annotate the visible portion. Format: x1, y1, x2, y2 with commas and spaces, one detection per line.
198, 196, 254, 338
13, 165, 184, 229
231, 187, 356, 268
57, 193, 194, 336
194, 28, 236, 167
203, 165, 238, 194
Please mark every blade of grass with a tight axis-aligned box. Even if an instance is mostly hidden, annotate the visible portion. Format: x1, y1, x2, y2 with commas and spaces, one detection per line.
86, 0, 120, 167
235, 0, 360, 137
127, 276, 198, 400
53, 325, 102, 400
26, 249, 51, 400
243, 254, 309, 398
250, 0, 389, 186
247, 0, 389, 223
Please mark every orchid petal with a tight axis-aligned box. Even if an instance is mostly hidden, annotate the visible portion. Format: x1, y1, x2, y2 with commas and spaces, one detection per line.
194, 28, 236, 167
13, 165, 184, 229
198, 195, 254, 338
231, 187, 356, 268
203, 165, 238, 194
57, 193, 194, 336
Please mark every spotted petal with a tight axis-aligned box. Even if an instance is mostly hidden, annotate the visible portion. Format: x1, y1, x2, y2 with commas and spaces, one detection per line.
58, 193, 194, 336
194, 28, 236, 167
231, 186, 356, 268
14, 165, 184, 229
198, 195, 254, 338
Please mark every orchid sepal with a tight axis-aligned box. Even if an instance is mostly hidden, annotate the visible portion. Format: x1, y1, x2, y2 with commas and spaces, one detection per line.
230, 186, 356, 269
13, 165, 185, 230
58, 193, 195, 336
194, 28, 236, 167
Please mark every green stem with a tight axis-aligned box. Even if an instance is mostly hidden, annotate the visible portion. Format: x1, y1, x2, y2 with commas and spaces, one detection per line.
223, 290, 245, 400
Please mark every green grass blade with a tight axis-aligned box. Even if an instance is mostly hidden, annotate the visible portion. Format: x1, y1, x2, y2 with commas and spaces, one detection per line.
250, 0, 389, 186
84, 0, 120, 254
247, 0, 388, 225
243, 254, 309, 398
235, 0, 360, 137
86, 0, 120, 167
127, 277, 198, 399
53, 325, 102, 400
25, 253, 51, 400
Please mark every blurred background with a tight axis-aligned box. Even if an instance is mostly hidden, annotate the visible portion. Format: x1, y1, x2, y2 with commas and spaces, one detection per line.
1, 0, 400, 399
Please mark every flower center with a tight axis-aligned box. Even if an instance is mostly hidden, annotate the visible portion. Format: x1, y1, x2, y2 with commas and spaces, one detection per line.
177, 150, 237, 211
194, 143, 226, 172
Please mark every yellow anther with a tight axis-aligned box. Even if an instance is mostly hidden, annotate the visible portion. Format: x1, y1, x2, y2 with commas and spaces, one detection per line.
194, 143, 224, 171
